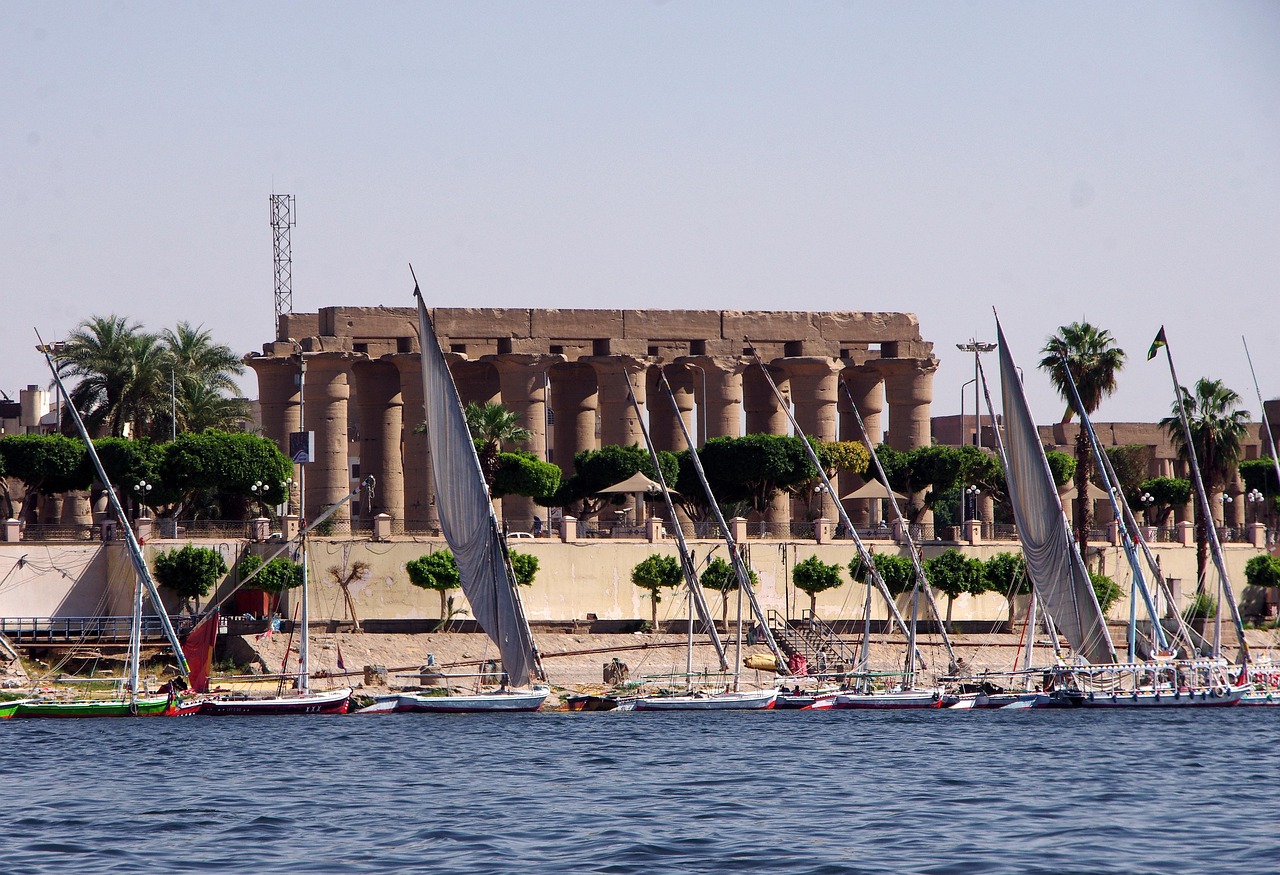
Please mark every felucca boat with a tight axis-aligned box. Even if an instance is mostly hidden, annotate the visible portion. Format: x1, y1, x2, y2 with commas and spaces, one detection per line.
363, 271, 548, 713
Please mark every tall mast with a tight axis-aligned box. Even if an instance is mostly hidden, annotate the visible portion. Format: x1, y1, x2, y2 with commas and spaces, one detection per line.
623, 376, 728, 670
1243, 337, 1280, 506
1152, 327, 1249, 664
655, 370, 788, 673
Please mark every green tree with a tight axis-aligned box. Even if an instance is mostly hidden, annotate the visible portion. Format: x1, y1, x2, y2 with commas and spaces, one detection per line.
1039, 321, 1126, 554
630, 553, 684, 628
406, 550, 461, 618
491, 451, 562, 506
792, 555, 843, 616
508, 550, 539, 586
1161, 378, 1250, 582
0, 434, 92, 524
677, 434, 816, 520
464, 402, 532, 487
1244, 554, 1280, 589
983, 552, 1030, 624
1090, 571, 1122, 615
157, 430, 293, 519
850, 552, 916, 597
93, 437, 162, 517
154, 544, 228, 608
1138, 477, 1192, 526
238, 553, 303, 594
56, 315, 153, 438
556, 444, 673, 518
700, 554, 759, 625
925, 549, 986, 629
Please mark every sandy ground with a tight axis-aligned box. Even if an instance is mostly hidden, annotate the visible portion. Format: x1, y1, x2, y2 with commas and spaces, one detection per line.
226, 627, 1280, 707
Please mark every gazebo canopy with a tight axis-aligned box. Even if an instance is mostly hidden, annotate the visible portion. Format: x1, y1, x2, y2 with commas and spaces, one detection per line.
597, 472, 669, 495
841, 480, 907, 502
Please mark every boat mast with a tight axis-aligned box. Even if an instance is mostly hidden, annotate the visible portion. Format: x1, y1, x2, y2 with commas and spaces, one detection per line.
623, 377, 728, 670
1057, 358, 1169, 659
1243, 336, 1280, 513
655, 370, 788, 673
743, 342, 923, 658
296, 347, 310, 694
37, 335, 190, 682
838, 381, 959, 669
1152, 328, 1249, 664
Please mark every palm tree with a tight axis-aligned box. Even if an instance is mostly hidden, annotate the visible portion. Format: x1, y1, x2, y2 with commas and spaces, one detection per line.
163, 322, 244, 395
1160, 378, 1250, 583
57, 315, 166, 437
464, 402, 531, 486
176, 380, 251, 433
1038, 322, 1126, 555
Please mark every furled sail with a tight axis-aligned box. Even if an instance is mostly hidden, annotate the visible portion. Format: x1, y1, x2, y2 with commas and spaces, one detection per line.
996, 321, 1116, 665
415, 286, 540, 686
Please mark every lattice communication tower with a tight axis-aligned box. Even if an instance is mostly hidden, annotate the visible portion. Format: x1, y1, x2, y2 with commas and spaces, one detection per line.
270, 194, 297, 324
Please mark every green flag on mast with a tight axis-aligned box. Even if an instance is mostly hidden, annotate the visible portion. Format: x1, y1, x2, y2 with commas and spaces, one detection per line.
1146, 326, 1167, 361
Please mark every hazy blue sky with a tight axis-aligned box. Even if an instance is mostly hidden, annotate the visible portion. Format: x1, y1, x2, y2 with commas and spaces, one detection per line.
4, 1, 1278, 426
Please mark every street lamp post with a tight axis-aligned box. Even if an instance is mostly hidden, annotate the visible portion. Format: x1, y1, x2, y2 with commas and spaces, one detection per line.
1139, 492, 1154, 527
956, 340, 996, 450
133, 480, 152, 519
964, 484, 980, 522
250, 480, 268, 517
1246, 488, 1264, 526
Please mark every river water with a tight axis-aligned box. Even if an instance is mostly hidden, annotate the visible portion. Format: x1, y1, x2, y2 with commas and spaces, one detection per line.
2, 708, 1276, 874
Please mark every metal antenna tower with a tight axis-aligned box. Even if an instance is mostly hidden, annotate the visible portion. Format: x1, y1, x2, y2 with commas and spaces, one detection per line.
270, 194, 297, 325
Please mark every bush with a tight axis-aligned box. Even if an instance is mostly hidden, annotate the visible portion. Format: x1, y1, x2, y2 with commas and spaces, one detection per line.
631, 554, 684, 627
983, 552, 1029, 596
1244, 554, 1280, 589
850, 553, 916, 596
153, 544, 227, 601
1089, 571, 1122, 614
1183, 590, 1217, 621
508, 550, 539, 586
924, 550, 985, 599
793, 555, 843, 614
238, 552, 303, 594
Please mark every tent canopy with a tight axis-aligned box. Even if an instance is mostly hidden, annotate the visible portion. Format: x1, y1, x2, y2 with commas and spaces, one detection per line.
597, 472, 670, 495
841, 480, 907, 502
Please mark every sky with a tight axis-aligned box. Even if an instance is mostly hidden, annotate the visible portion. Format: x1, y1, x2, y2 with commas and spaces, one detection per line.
3, 1, 1279, 427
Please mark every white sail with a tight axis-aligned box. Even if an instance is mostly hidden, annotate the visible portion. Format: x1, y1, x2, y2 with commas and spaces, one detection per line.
996, 321, 1116, 665
415, 286, 540, 686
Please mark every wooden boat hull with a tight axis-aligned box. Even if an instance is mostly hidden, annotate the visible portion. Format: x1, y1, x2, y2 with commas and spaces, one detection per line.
564, 694, 618, 712
392, 688, 549, 713
13, 694, 174, 718
1065, 687, 1243, 708
620, 689, 777, 711
833, 689, 944, 710
198, 687, 352, 716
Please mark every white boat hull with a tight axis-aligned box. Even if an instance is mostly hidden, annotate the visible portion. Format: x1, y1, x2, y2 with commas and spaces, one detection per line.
833, 689, 945, 710
621, 689, 777, 711
392, 688, 549, 712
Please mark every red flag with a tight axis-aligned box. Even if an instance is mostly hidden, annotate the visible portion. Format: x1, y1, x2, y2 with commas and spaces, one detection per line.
336, 640, 346, 672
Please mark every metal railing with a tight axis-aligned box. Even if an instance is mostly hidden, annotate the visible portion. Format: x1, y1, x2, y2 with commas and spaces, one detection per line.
0, 615, 172, 644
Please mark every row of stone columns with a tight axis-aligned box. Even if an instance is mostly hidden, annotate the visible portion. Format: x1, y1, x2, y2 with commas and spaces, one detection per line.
247, 351, 938, 530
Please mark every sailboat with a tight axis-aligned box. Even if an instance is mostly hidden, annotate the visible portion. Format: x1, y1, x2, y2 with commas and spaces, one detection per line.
369, 272, 548, 714
989, 319, 1242, 707
743, 344, 952, 710
12, 339, 193, 718
613, 371, 777, 712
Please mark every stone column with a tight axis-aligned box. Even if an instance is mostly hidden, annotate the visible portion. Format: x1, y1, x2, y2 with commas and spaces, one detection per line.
839, 367, 884, 527
587, 356, 649, 448
649, 366, 696, 452
301, 353, 357, 526
451, 360, 501, 408
390, 354, 437, 532
246, 355, 302, 455
683, 356, 746, 440
549, 363, 598, 476
488, 354, 560, 525
351, 359, 404, 521
784, 357, 839, 521
880, 358, 938, 528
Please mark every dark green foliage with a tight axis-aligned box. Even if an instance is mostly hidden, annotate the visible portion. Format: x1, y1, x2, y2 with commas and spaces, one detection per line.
153, 544, 228, 600
1245, 554, 1280, 589
631, 553, 684, 626
699, 555, 757, 594
1101, 445, 1151, 503
0, 434, 93, 521
676, 434, 816, 519
555, 444, 675, 514
491, 451, 562, 505
1240, 459, 1279, 494
1044, 451, 1077, 488
405, 551, 460, 592
983, 552, 1030, 596
508, 550, 539, 586
238, 553, 303, 593
1183, 591, 1217, 621
1138, 477, 1192, 525
850, 553, 916, 597
924, 550, 986, 599
1089, 571, 1122, 614
792, 555, 843, 599
157, 430, 293, 518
